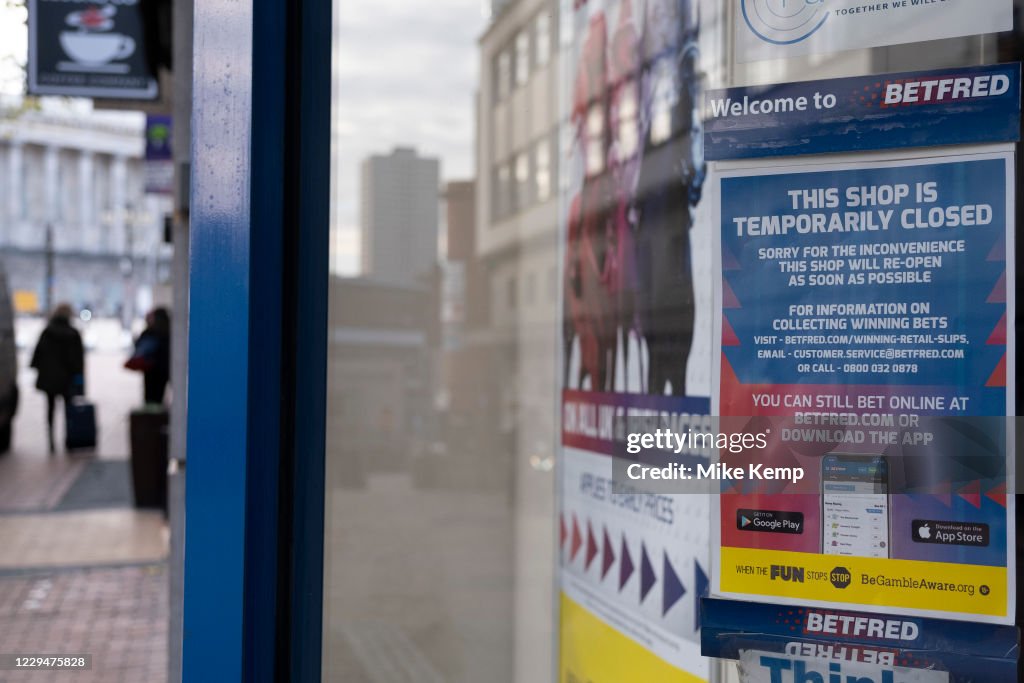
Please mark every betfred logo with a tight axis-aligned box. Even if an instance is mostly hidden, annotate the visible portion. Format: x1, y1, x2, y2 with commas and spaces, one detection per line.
770, 565, 805, 583
830, 567, 851, 589
883, 74, 1011, 106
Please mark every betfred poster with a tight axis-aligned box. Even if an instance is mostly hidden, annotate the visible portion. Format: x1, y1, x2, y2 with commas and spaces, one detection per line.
702, 598, 1020, 682
711, 150, 1016, 624
559, 0, 712, 679
734, 0, 1011, 63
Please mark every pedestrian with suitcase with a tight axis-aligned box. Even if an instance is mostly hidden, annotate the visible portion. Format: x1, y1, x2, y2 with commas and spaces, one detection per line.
30, 303, 89, 454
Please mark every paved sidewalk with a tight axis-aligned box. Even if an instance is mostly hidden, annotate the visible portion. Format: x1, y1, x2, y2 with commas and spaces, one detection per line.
0, 348, 168, 683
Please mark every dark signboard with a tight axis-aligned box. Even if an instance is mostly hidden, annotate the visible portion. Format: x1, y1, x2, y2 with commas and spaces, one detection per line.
28, 0, 158, 99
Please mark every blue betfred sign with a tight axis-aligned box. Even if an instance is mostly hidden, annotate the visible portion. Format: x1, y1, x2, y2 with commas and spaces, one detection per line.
705, 64, 1021, 160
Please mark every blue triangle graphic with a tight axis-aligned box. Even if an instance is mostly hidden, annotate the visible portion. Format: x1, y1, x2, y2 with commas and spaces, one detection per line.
619, 534, 634, 591
662, 553, 686, 616
640, 543, 656, 603
741, 515, 751, 527
694, 560, 709, 631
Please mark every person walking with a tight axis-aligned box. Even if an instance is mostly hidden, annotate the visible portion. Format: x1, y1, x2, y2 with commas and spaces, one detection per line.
30, 303, 85, 454
125, 307, 171, 405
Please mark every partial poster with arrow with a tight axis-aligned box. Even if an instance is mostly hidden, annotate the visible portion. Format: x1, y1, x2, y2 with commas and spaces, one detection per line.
29, 0, 158, 99
558, 0, 713, 680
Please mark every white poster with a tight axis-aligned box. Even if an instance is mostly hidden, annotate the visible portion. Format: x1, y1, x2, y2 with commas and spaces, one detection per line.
734, 0, 1012, 63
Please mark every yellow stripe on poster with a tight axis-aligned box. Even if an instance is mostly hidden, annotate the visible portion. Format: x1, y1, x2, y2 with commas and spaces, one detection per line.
559, 593, 706, 683
720, 547, 1008, 617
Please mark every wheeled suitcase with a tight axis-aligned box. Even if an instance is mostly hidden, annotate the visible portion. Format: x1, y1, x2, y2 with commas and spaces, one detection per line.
65, 397, 97, 451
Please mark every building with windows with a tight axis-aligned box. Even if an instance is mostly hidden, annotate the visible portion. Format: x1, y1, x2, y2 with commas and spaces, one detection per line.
477, 1, 562, 681
0, 106, 171, 318
359, 146, 440, 287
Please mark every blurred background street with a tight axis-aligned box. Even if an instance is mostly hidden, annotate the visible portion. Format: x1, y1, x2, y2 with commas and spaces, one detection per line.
0, 317, 167, 683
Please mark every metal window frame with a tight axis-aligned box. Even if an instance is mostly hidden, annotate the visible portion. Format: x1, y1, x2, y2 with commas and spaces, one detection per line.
182, 0, 330, 679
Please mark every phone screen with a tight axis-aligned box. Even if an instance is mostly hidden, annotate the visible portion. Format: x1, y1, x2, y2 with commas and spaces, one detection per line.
822, 455, 890, 558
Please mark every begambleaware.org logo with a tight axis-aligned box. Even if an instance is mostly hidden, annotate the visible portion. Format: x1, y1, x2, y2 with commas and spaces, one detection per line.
741, 0, 830, 46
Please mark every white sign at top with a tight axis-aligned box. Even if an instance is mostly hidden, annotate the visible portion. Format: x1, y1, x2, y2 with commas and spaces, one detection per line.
734, 0, 1012, 63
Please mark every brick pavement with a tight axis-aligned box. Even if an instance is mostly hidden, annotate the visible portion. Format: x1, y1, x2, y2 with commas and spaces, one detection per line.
0, 565, 167, 683
0, 346, 169, 683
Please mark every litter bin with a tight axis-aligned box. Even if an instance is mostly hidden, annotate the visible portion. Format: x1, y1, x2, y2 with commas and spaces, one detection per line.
130, 406, 169, 511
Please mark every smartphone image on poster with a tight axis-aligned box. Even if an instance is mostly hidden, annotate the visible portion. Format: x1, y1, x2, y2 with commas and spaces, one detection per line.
821, 454, 890, 558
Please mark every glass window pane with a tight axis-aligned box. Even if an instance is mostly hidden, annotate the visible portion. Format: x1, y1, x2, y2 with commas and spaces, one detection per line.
327, 1, 557, 678
326, 2, 1017, 682
514, 150, 530, 209
535, 12, 550, 67
496, 50, 511, 101
534, 138, 550, 202
515, 31, 530, 86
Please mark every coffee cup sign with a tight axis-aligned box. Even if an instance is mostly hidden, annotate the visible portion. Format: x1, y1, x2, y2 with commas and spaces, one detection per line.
59, 6, 135, 67
60, 33, 135, 67
29, 0, 158, 98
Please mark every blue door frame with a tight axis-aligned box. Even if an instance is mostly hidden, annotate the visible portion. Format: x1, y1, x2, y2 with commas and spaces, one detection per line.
182, 0, 330, 679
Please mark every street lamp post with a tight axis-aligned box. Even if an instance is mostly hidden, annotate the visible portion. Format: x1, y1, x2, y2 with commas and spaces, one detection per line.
121, 203, 137, 331
44, 222, 54, 315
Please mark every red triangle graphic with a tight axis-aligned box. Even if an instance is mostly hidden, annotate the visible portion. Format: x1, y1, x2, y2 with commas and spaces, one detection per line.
585, 521, 599, 570
722, 316, 741, 347
987, 313, 1007, 346
722, 278, 741, 309
986, 354, 1007, 388
987, 239, 1006, 262
722, 245, 741, 271
985, 481, 1007, 508
986, 273, 1006, 304
957, 480, 981, 509
601, 526, 616, 579
570, 514, 582, 561
720, 353, 740, 386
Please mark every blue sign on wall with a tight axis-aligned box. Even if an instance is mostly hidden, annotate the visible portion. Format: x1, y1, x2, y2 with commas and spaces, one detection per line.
705, 63, 1021, 161
701, 598, 1019, 682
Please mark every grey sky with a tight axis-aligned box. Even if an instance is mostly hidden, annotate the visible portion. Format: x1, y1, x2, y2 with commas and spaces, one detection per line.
1, 0, 484, 273
331, 0, 486, 273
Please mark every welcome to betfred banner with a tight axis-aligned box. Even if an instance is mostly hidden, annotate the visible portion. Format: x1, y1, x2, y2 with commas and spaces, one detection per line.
558, 0, 714, 680
708, 65, 1019, 625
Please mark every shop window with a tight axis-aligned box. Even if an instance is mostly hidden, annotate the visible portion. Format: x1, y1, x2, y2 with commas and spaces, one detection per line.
614, 78, 639, 162
495, 50, 511, 102
493, 162, 511, 220
534, 137, 551, 202
534, 12, 550, 67
515, 30, 530, 87
514, 150, 530, 210
585, 103, 605, 176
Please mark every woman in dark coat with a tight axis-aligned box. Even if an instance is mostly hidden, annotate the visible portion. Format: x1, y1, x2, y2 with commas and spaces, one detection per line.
30, 303, 85, 454
125, 307, 170, 405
